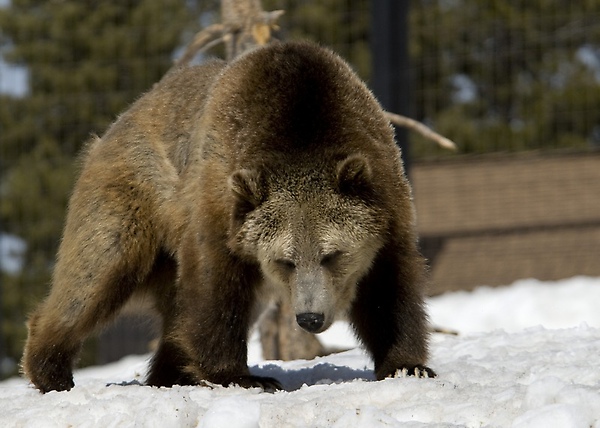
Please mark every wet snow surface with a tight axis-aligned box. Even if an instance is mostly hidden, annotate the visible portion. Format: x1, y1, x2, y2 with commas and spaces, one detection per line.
2, 276, 600, 427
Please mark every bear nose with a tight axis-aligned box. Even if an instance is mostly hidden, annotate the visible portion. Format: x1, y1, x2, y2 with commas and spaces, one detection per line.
296, 312, 325, 333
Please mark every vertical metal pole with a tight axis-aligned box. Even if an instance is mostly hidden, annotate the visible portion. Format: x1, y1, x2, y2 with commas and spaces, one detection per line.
0, 273, 6, 377
371, 0, 411, 175
0, 272, 6, 374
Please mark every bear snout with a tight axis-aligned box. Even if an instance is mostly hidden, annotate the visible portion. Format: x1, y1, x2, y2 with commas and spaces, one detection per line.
296, 312, 325, 333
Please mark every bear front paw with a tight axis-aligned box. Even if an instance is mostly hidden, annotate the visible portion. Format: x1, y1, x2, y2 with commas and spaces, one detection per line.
224, 375, 283, 392
393, 365, 437, 379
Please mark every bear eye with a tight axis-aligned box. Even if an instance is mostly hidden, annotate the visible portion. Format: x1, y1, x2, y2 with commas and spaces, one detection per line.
321, 250, 343, 267
275, 258, 296, 270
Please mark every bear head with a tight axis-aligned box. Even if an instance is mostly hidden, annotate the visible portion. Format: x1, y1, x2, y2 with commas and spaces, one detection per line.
228, 154, 387, 334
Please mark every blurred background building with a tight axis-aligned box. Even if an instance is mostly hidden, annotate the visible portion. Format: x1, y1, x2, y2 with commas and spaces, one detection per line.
1, 0, 599, 378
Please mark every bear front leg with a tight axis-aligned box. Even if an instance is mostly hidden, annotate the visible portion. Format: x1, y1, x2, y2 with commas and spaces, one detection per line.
349, 249, 436, 380
167, 237, 282, 391
146, 334, 197, 387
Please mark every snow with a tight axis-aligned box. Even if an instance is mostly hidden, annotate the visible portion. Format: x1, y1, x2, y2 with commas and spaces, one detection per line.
2, 276, 600, 427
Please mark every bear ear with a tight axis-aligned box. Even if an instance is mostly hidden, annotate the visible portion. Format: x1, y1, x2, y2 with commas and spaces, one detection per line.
229, 169, 266, 218
336, 154, 373, 196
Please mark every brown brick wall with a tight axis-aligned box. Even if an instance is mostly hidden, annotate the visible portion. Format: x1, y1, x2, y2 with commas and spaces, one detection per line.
411, 151, 600, 295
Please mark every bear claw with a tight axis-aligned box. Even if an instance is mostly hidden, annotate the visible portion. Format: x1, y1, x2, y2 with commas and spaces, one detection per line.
226, 375, 282, 392
394, 365, 436, 379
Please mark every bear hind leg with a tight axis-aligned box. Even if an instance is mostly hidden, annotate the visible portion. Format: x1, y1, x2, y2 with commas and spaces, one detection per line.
22, 308, 81, 393
22, 230, 157, 392
22, 265, 144, 392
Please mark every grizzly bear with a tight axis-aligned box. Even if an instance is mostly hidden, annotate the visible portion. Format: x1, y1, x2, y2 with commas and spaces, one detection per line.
22, 41, 435, 393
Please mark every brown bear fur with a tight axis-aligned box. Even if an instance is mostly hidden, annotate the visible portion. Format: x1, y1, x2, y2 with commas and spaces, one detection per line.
22, 41, 434, 393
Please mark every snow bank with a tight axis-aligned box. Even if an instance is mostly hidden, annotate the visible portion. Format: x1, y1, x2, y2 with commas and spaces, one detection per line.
428, 276, 600, 333
2, 277, 600, 427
